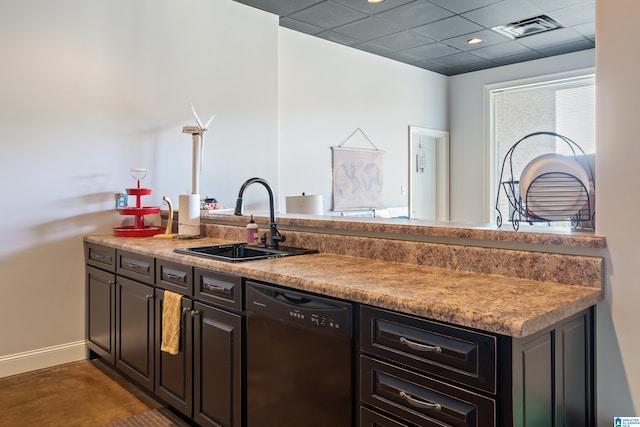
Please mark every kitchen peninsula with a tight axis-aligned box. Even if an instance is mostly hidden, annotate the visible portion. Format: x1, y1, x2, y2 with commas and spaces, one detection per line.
84, 214, 603, 426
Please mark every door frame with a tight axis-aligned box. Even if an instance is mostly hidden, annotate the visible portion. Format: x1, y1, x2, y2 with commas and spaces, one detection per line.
408, 126, 449, 221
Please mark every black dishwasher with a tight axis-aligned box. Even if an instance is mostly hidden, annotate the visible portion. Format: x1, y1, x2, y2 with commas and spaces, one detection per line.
246, 281, 354, 427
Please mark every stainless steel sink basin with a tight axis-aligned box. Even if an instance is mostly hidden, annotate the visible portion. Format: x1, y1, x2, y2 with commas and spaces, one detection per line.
174, 243, 318, 262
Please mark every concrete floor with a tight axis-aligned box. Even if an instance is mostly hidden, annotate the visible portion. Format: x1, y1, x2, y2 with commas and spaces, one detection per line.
0, 359, 165, 426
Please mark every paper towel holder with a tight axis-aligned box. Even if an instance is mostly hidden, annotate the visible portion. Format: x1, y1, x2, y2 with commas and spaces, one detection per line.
285, 193, 324, 215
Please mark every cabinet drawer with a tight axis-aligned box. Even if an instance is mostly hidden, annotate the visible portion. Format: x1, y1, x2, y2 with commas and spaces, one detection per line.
85, 243, 116, 272
360, 356, 495, 427
194, 268, 242, 312
360, 406, 410, 427
360, 306, 496, 393
156, 260, 193, 295
116, 250, 155, 284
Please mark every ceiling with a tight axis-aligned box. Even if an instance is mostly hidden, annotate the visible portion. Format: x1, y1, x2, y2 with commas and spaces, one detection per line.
232, 0, 595, 76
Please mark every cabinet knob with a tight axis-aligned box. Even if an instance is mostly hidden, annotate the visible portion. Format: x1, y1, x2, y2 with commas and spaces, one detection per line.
191, 310, 200, 318
108, 280, 115, 286
145, 294, 153, 299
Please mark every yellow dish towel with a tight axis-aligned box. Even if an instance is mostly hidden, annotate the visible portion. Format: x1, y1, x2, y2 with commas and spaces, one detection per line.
161, 290, 182, 355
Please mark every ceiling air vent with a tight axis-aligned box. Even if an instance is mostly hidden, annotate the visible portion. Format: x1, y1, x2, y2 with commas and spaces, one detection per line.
492, 15, 562, 39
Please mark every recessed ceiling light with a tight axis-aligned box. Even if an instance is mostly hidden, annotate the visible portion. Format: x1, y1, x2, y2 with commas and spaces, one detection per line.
368, 0, 385, 3
467, 37, 484, 45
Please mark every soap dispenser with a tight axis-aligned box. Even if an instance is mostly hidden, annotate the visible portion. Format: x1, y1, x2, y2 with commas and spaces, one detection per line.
246, 215, 258, 245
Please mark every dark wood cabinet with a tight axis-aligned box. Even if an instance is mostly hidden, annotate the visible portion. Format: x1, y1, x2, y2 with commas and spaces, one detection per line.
86, 265, 116, 364
193, 300, 243, 427
154, 288, 193, 418
156, 259, 193, 295
502, 309, 595, 427
85, 242, 594, 427
360, 406, 410, 427
194, 268, 243, 312
116, 250, 155, 283
360, 306, 496, 427
359, 306, 595, 427
115, 275, 155, 392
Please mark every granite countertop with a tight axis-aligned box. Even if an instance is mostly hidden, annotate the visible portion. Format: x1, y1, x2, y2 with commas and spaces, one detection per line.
85, 235, 603, 339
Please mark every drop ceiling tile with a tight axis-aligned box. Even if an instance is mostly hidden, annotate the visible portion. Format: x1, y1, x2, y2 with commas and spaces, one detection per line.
462, 0, 544, 28
445, 60, 496, 75
369, 30, 433, 51
354, 42, 396, 56
280, 17, 324, 35
232, 0, 596, 76
535, 38, 595, 56
414, 60, 450, 73
428, 0, 502, 14
429, 51, 486, 67
333, 16, 404, 41
376, 1, 454, 29
547, 2, 595, 27
412, 16, 483, 40
333, 0, 414, 14
528, 0, 592, 12
289, 1, 368, 28
470, 41, 533, 59
490, 50, 544, 65
238, 0, 324, 16
443, 29, 510, 50
316, 30, 361, 45
572, 22, 595, 39
515, 27, 586, 49
384, 50, 425, 63
400, 42, 461, 60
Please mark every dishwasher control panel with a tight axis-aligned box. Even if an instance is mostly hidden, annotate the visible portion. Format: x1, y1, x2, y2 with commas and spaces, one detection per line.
247, 281, 352, 339
288, 309, 344, 331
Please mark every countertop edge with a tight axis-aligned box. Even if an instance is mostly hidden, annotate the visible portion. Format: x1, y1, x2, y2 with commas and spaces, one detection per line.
85, 235, 603, 338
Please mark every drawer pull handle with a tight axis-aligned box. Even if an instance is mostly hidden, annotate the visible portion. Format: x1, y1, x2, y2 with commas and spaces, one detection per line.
166, 273, 181, 280
206, 284, 231, 294
128, 263, 142, 269
400, 337, 442, 353
399, 391, 442, 411
94, 253, 105, 260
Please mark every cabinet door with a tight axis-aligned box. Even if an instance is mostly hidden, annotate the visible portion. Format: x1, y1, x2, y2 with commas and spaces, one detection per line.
155, 289, 193, 418
86, 265, 115, 364
116, 276, 155, 392
508, 308, 595, 427
193, 301, 242, 427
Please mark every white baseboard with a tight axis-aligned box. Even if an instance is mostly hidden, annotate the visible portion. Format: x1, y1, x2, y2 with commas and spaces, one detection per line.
0, 341, 88, 378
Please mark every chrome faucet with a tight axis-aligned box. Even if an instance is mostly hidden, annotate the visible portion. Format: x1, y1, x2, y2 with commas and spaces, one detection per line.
234, 177, 286, 249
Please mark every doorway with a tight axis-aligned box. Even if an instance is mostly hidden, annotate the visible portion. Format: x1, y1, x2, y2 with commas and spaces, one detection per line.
408, 126, 449, 221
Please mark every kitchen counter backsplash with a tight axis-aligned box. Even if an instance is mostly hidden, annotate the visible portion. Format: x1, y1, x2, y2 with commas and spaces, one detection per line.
202, 221, 602, 289
200, 211, 605, 249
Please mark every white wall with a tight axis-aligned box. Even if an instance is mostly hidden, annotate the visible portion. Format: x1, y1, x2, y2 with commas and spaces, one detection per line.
0, 0, 277, 375
278, 28, 447, 213
595, 0, 640, 421
0, 0, 444, 375
448, 49, 595, 223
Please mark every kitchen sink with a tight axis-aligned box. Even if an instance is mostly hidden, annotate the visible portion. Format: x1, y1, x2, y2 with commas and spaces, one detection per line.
174, 243, 318, 262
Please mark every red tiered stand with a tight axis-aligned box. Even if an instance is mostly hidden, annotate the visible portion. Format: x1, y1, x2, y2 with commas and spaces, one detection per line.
113, 179, 163, 237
